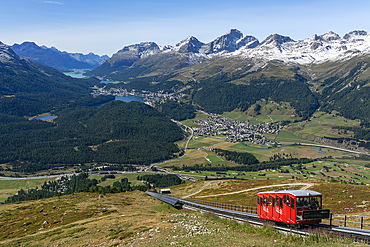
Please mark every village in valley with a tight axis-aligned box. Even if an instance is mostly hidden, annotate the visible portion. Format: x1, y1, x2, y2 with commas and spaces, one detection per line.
91, 86, 186, 106
192, 114, 282, 145
92, 86, 282, 146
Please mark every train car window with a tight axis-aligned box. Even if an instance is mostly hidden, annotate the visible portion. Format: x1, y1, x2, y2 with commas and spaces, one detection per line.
317, 197, 322, 208
272, 197, 275, 207
287, 196, 290, 207
296, 197, 304, 208
296, 197, 310, 208
276, 196, 279, 207
310, 197, 320, 209
283, 195, 286, 204
263, 196, 266, 206
269, 196, 272, 206
291, 197, 295, 209
304, 197, 309, 208
280, 197, 283, 208
258, 197, 260, 205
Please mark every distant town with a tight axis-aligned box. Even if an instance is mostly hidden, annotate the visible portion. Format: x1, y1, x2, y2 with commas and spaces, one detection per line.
92, 87, 282, 145
91, 87, 185, 106
192, 114, 282, 145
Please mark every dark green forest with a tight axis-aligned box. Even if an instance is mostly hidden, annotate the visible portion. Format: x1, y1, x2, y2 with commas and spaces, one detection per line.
190, 76, 319, 119
155, 100, 196, 121
0, 60, 113, 117
318, 61, 370, 121
137, 174, 182, 187
170, 157, 315, 173
212, 148, 259, 165
0, 101, 184, 169
0, 55, 186, 171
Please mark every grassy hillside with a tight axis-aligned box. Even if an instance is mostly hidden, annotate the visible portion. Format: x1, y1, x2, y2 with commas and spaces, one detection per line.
0, 189, 359, 246
0, 177, 55, 202
171, 178, 370, 218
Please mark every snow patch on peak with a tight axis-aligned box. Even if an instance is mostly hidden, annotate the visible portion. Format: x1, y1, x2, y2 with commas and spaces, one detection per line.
236, 36, 259, 49
160, 45, 173, 51
200, 29, 244, 54
260, 34, 295, 47
343, 30, 368, 40
0, 42, 18, 63
233, 30, 370, 65
117, 42, 161, 58
319, 31, 340, 41
173, 36, 204, 53
226, 28, 243, 36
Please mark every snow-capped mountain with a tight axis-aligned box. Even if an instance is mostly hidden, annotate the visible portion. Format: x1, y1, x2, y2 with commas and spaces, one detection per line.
90, 29, 370, 81
110, 29, 370, 67
201, 29, 244, 54
0, 41, 22, 64
167, 29, 259, 56
234, 30, 370, 65
92, 29, 260, 78
106, 41, 162, 67
172, 36, 204, 53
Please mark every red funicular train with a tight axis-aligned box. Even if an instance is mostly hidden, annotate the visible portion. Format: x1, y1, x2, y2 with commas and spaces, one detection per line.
257, 190, 330, 225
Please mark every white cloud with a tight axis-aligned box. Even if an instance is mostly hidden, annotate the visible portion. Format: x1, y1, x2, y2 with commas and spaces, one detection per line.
43, 1, 64, 5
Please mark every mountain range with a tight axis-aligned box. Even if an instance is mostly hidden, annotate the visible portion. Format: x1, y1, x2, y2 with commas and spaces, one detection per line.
0, 41, 182, 169
88, 29, 370, 80
1, 29, 370, 169
2, 29, 370, 121
85, 29, 370, 122
0, 40, 107, 117
11, 42, 109, 72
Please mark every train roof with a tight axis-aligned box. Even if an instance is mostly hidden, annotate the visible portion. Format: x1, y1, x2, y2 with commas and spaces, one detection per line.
257, 189, 322, 197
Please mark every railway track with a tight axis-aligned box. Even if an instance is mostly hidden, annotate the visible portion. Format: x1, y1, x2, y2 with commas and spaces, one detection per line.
146, 191, 370, 243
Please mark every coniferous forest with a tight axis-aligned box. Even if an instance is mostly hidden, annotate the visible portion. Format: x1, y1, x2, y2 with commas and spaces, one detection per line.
137, 174, 182, 187
0, 101, 184, 169
155, 100, 196, 121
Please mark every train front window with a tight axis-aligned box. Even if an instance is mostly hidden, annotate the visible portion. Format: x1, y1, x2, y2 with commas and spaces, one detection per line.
310, 197, 321, 209
291, 197, 295, 209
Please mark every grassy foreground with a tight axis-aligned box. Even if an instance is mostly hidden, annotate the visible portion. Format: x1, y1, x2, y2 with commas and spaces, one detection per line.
0, 189, 365, 246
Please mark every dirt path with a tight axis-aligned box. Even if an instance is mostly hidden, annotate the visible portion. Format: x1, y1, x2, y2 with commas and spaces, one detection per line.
195, 183, 313, 198
182, 181, 213, 199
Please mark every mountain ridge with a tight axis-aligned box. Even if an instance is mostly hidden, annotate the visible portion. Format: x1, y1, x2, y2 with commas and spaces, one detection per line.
89, 29, 370, 81
11, 42, 109, 72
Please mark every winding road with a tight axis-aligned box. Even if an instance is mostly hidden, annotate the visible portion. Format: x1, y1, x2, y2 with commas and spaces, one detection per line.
172, 119, 193, 155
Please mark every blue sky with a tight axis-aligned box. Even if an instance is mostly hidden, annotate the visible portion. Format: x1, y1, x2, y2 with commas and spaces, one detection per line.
2, 0, 370, 56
